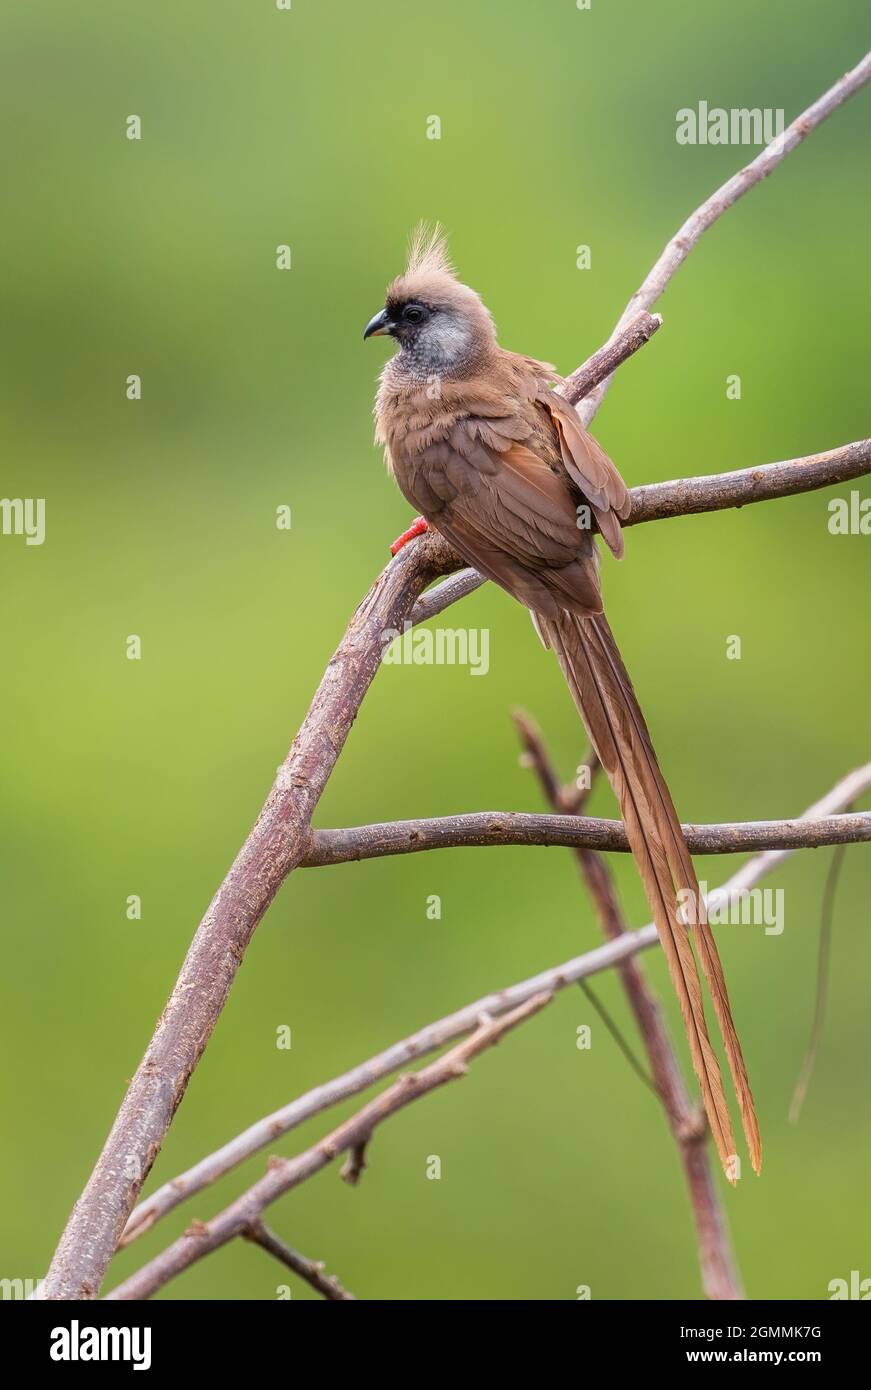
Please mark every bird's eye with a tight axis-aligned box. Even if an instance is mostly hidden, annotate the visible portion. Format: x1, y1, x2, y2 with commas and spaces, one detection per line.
403, 304, 426, 323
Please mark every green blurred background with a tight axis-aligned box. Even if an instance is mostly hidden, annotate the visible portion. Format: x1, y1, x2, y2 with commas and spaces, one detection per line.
2, 1, 869, 1301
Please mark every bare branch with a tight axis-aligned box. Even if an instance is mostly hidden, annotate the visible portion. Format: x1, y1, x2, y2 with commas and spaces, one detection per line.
789, 839, 850, 1125
625, 440, 871, 527
514, 711, 743, 1301
578, 48, 871, 426
340, 1142, 368, 1187
120, 763, 871, 1249
243, 1222, 356, 1301
560, 309, 662, 405
409, 567, 486, 628
302, 808, 871, 868
106, 994, 553, 1300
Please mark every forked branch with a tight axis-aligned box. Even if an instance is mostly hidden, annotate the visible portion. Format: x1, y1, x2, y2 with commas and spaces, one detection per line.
106, 995, 553, 1300
118, 761, 871, 1257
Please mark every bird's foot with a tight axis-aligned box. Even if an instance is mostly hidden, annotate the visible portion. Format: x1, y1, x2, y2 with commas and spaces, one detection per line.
390, 516, 429, 556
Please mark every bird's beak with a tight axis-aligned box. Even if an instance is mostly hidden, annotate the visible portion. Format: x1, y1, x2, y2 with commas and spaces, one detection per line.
363, 308, 395, 341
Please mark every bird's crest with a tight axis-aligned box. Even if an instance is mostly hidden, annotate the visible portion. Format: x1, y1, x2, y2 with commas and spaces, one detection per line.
405, 221, 454, 280
386, 222, 463, 309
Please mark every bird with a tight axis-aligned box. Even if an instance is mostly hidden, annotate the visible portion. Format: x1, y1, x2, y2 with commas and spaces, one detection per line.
364, 224, 761, 1180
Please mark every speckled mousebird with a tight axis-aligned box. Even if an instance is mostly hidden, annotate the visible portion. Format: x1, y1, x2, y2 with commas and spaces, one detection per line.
364, 225, 760, 1179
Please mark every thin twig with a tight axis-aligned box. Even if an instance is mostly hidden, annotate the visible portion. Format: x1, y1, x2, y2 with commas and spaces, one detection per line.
340, 1142, 368, 1187
302, 808, 871, 867
106, 994, 553, 1300
789, 842, 850, 1124
244, 1221, 356, 1301
577, 979, 657, 1095
560, 310, 662, 404
120, 763, 871, 1250
514, 710, 743, 1300
578, 48, 871, 426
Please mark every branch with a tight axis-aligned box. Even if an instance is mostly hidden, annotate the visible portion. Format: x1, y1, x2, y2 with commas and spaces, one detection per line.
560, 310, 662, 405
340, 1141, 368, 1187
120, 763, 871, 1250
302, 809, 871, 867
106, 994, 553, 1300
243, 1222, 356, 1301
578, 48, 871, 426
625, 439, 871, 527
789, 843, 848, 1125
513, 712, 743, 1301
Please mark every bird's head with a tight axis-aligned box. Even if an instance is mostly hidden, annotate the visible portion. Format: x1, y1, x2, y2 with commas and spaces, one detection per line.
363, 224, 495, 378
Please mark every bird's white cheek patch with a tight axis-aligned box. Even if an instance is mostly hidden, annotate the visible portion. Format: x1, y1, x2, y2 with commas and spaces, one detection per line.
424, 319, 472, 367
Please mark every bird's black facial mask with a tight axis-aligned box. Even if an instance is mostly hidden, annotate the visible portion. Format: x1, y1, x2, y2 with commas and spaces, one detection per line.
390, 301, 431, 340
363, 301, 431, 341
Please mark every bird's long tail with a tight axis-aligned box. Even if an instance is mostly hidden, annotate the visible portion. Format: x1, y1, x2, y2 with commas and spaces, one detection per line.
539, 607, 761, 1180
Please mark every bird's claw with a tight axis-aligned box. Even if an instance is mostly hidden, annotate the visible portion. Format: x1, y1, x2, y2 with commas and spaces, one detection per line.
390, 516, 429, 556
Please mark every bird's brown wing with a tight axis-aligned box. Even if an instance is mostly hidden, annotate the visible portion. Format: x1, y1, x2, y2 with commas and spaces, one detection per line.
540, 390, 631, 559
394, 411, 608, 618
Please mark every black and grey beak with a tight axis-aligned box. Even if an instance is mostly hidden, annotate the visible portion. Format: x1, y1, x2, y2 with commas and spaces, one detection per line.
363, 308, 395, 341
